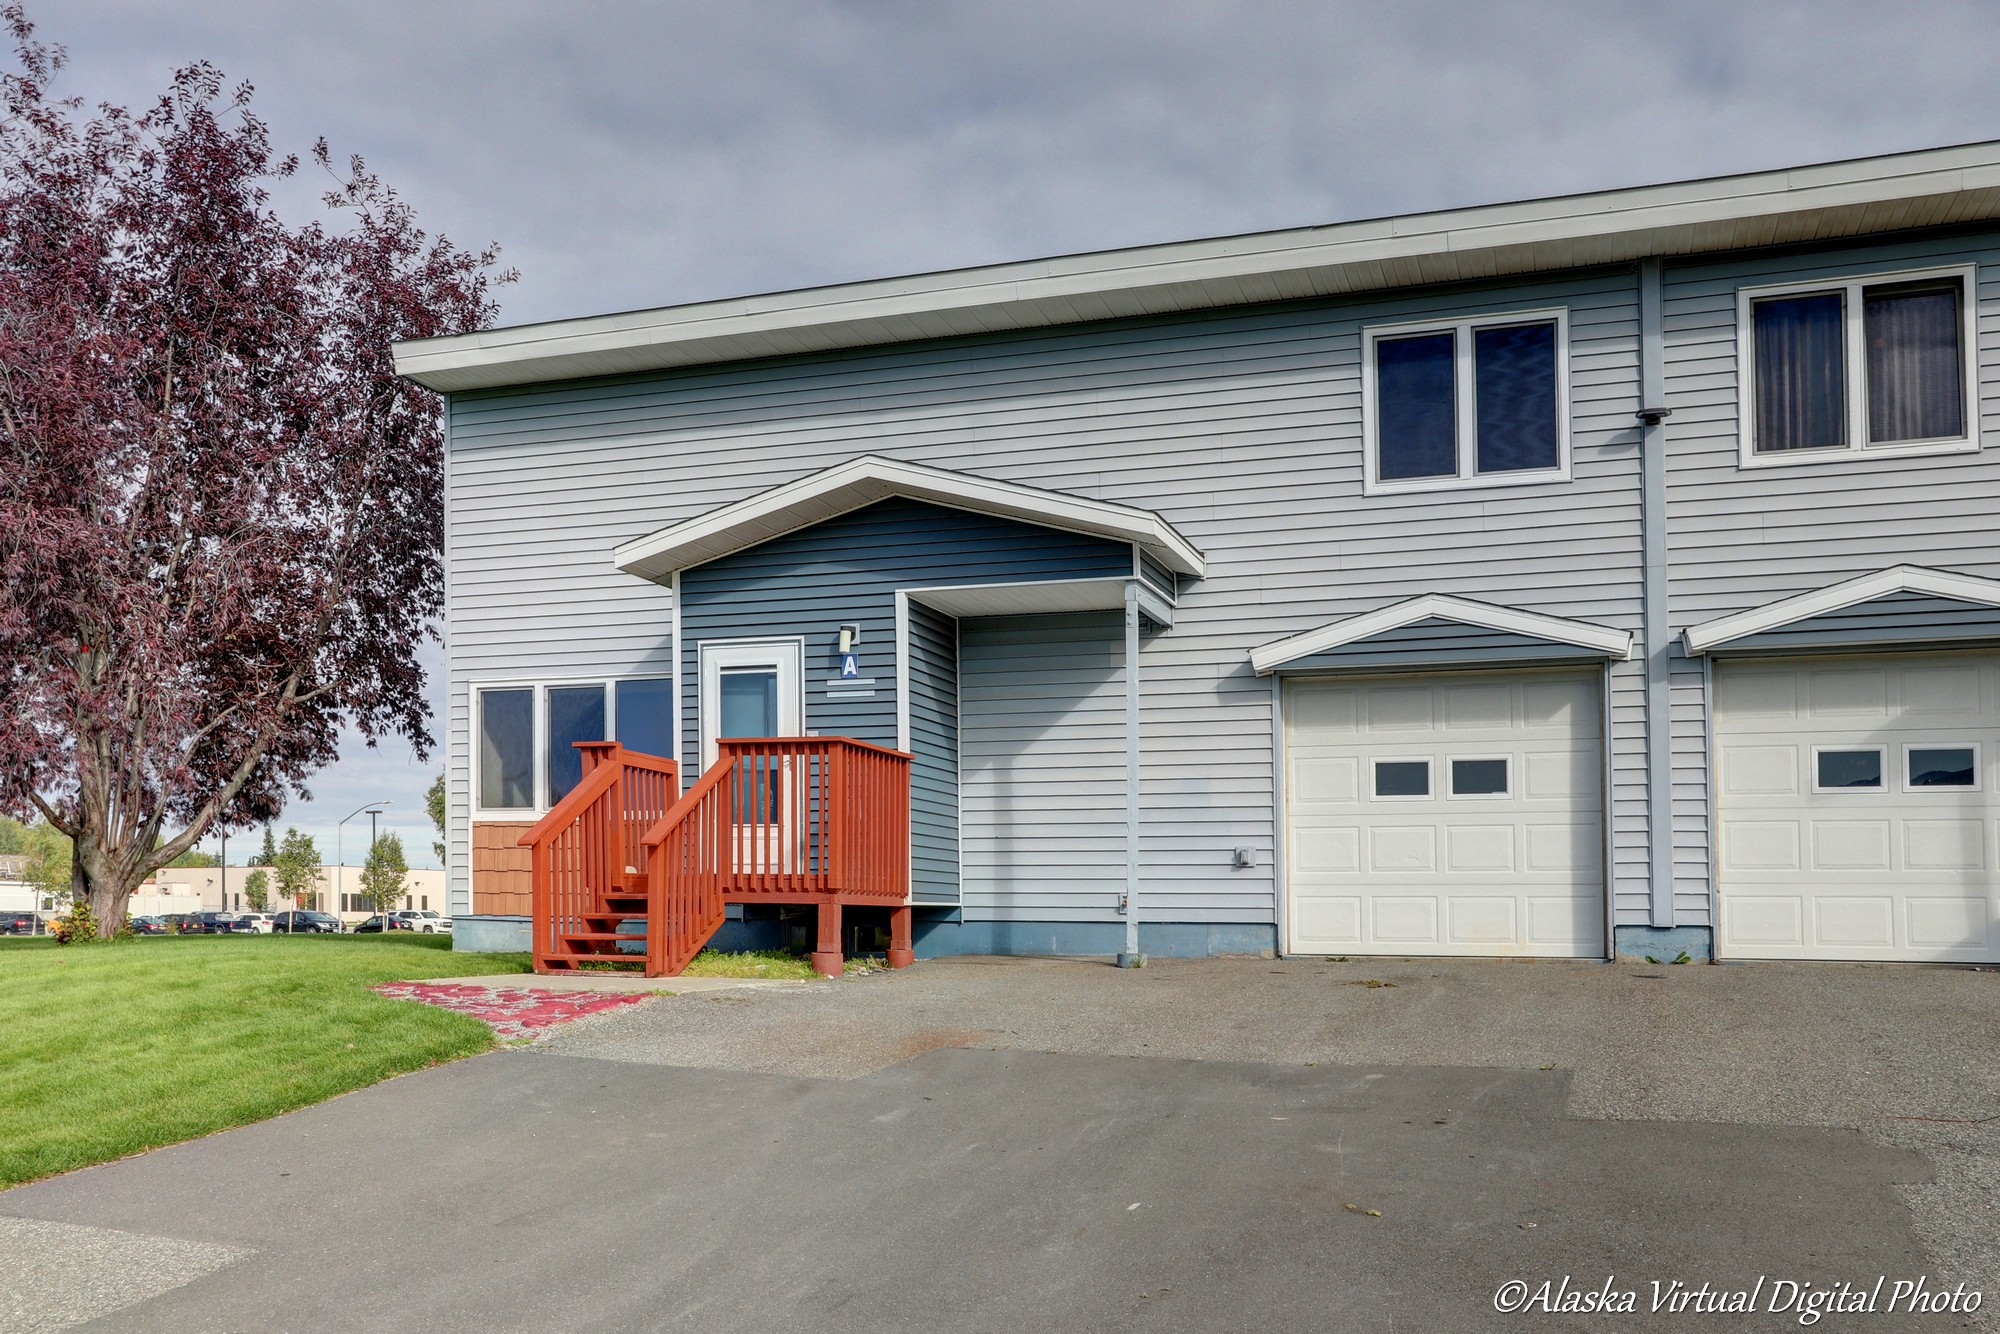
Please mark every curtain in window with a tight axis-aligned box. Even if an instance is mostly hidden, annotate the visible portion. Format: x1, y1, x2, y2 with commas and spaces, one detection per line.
1474, 321, 1558, 473
1753, 292, 1845, 452
1376, 331, 1456, 480
1866, 280, 1964, 444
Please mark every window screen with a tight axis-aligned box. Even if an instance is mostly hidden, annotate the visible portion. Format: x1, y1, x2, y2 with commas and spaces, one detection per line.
1375, 332, 1457, 481
1474, 322, 1558, 473
614, 678, 676, 762
1816, 749, 1883, 790
1753, 292, 1846, 452
477, 688, 534, 809
1908, 746, 1976, 788
545, 685, 607, 803
1451, 758, 1509, 796
1865, 279, 1964, 444
1374, 760, 1431, 798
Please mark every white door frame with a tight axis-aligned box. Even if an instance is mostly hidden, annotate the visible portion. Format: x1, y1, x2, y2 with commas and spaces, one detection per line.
698, 638, 805, 767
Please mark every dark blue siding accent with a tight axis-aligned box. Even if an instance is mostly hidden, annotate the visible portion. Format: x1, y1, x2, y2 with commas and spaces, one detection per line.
1717, 591, 2000, 655
1137, 548, 1177, 602
1274, 616, 1616, 673
676, 497, 1131, 894
907, 599, 960, 903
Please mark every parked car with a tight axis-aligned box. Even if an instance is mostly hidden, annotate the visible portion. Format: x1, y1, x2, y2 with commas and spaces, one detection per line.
2, 911, 42, 935
186, 911, 237, 934
230, 913, 276, 934
350, 915, 417, 934
269, 911, 343, 934
390, 910, 452, 934
129, 916, 170, 935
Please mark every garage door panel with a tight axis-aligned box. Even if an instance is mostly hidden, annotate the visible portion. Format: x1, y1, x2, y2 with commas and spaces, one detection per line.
1715, 652, 2000, 963
1906, 897, 1992, 949
1811, 820, 1892, 870
1722, 746, 1799, 795
1814, 897, 1895, 948
1446, 825, 1515, 872
1287, 670, 1604, 959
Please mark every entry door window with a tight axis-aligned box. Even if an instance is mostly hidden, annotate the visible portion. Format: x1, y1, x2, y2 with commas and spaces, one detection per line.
699, 640, 804, 766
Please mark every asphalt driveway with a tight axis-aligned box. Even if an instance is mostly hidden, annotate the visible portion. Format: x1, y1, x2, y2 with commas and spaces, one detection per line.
3, 955, 1996, 1332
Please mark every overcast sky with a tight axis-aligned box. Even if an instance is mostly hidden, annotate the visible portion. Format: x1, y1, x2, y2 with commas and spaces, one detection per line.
36, 0, 2000, 867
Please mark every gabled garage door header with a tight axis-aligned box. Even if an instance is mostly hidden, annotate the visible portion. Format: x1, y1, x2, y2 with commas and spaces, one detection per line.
613, 454, 1206, 583
1682, 565, 2000, 655
1250, 594, 1633, 675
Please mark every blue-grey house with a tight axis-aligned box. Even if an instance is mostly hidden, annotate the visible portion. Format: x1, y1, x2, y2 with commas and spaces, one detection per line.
397, 141, 2000, 969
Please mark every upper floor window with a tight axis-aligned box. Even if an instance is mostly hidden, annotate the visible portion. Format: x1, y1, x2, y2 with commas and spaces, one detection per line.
1363, 309, 1569, 494
1740, 266, 1976, 464
474, 674, 674, 814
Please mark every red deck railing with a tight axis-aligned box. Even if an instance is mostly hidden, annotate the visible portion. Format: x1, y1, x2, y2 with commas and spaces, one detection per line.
518, 742, 678, 972
522, 737, 911, 976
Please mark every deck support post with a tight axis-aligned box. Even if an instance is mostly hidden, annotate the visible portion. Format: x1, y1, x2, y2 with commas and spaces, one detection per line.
887, 905, 914, 968
812, 898, 844, 977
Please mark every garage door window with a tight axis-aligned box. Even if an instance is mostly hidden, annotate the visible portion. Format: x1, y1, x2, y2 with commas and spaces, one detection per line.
1450, 757, 1510, 797
1906, 745, 1979, 790
1372, 759, 1431, 798
1813, 747, 1885, 791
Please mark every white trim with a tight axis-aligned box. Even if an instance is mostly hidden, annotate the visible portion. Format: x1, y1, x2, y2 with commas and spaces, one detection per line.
1271, 673, 1290, 959
1810, 744, 1888, 794
612, 454, 1205, 581
1361, 307, 1572, 495
1249, 593, 1634, 675
468, 673, 676, 819
1681, 565, 2000, 654
696, 637, 806, 768
1370, 756, 1434, 801
395, 140, 2000, 392
670, 569, 683, 792
1902, 741, 1984, 793
894, 590, 912, 752
1736, 263, 1979, 468
1445, 754, 1512, 800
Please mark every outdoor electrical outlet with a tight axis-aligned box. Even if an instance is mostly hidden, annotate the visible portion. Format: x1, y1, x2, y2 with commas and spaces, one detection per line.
1233, 846, 1256, 869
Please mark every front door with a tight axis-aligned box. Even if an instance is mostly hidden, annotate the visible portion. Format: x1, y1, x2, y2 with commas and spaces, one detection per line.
699, 640, 805, 872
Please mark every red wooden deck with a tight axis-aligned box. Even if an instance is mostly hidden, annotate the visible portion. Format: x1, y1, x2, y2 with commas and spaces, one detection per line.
519, 738, 914, 977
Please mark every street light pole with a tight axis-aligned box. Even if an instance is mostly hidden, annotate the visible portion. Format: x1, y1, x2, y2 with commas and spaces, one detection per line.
336, 801, 389, 930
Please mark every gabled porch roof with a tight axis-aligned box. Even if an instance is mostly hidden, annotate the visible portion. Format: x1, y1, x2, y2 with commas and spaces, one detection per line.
1682, 565, 2000, 654
613, 454, 1206, 583
1249, 593, 1634, 675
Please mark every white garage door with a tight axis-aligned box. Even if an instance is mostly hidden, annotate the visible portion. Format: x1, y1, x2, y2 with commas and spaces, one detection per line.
1285, 670, 1605, 958
1715, 652, 2000, 963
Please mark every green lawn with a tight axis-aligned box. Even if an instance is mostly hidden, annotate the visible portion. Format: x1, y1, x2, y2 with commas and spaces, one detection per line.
0, 934, 530, 1188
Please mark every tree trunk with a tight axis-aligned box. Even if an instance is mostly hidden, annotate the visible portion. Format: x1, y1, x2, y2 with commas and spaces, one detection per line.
76, 849, 141, 939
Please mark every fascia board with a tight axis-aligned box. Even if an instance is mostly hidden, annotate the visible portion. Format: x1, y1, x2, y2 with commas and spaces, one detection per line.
1249, 594, 1633, 675
395, 142, 2000, 392
1681, 565, 2000, 654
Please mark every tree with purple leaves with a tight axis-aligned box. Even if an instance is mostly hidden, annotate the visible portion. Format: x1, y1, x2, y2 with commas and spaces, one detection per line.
0, 6, 510, 936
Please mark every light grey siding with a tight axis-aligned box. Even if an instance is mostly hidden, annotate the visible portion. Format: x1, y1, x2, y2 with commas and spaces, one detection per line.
1714, 591, 2000, 655
906, 599, 960, 904
959, 612, 1128, 920
443, 265, 1646, 929
1662, 231, 2000, 925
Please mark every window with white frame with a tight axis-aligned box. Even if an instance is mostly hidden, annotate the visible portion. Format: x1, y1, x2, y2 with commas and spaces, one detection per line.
1363, 310, 1568, 492
1740, 266, 1976, 463
473, 675, 674, 814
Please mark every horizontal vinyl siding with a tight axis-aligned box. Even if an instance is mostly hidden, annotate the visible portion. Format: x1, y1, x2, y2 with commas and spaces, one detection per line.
447, 265, 1647, 929
1663, 229, 2000, 925
1716, 591, 2000, 654
907, 599, 960, 904
960, 613, 1126, 921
